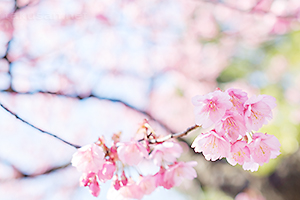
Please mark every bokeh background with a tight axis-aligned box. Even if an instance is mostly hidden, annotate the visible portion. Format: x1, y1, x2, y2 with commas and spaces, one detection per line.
1, 0, 300, 199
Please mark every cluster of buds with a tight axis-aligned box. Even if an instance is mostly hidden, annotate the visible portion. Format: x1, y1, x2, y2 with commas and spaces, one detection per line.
71, 120, 197, 199
191, 88, 281, 171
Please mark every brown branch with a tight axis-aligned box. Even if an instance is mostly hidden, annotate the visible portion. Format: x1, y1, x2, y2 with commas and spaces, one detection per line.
139, 124, 200, 144
0, 102, 81, 149
0, 161, 71, 181
0, 89, 199, 147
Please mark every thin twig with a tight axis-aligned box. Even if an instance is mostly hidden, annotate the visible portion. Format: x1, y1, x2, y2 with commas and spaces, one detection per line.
0, 89, 200, 146
0, 103, 81, 149
139, 124, 200, 144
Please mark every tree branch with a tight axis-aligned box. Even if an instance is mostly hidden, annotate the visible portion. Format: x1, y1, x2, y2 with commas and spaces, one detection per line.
139, 124, 200, 144
0, 89, 201, 145
0, 102, 81, 149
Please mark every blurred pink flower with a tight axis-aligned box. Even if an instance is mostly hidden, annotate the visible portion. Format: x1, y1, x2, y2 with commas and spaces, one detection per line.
98, 161, 116, 182
149, 141, 183, 166
120, 171, 128, 186
80, 172, 100, 197
138, 175, 157, 195
192, 129, 230, 161
71, 143, 105, 173
119, 180, 144, 200
192, 90, 232, 128
235, 190, 266, 200
117, 140, 149, 166
161, 161, 197, 189
242, 159, 260, 172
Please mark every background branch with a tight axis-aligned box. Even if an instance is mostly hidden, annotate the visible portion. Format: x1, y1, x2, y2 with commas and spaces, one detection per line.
0, 102, 81, 149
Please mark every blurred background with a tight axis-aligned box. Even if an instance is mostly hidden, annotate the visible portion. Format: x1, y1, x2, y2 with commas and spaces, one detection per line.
1, 0, 300, 199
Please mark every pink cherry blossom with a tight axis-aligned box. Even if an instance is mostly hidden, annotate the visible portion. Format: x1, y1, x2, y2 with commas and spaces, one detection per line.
192, 129, 230, 161
192, 90, 232, 128
149, 141, 183, 166
244, 95, 276, 131
154, 167, 166, 188
248, 132, 281, 165
227, 141, 250, 166
235, 190, 266, 200
215, 111, 247, 142
226, 88, 248, 114
119, 180, 144, 200
80, 172, 100, 197
71, 143, 105, 174
98, 161, 116, 182
242, 159, 260, 172
120, 171, 128, 186
117, 140, 149, 166
113, 175, 122, 190
162, 161, 197, 189
138, 175, 157, 195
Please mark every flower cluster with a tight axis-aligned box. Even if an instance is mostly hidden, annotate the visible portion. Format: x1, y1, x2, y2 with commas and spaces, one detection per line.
71, 120, 197, 199
191, 88, 280, 171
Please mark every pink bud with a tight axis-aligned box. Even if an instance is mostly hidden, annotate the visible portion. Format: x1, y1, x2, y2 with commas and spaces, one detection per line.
121, 171, 128, 186
113, 175, 121, 190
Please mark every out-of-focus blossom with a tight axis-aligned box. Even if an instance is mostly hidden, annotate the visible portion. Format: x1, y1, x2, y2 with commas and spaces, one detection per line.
80, 172, 101, 197
138, 175, 157, 195
117, 140, 149, 166
242, 159, 260, 172
98, 161, 116, 182
162, 161, 197, 189
149, 141, 183, 166
235, 189, 266, 200
119, 180, 144, 200
71, 143, 105, 173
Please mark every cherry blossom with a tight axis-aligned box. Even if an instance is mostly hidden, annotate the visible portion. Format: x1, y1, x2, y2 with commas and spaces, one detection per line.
71, 143, 105, 174
118, 180, 144, 200
227, 141, 251, 166
98, 161, 116, 182
138, 175, 157, 195
68, 88, 280, 198
192, 129, 231, 161
191, 88, 280, 171
242, 159, 260, 172
226, 88, 248, 114
215, 111, 247, 142
117, 140, 149, 166
235, 189, 266, 200
248, 133, 281, 165
244, 95, 276, 131
149, 141, 183, 166
162, 161, 197, 189
80, 172, 101, 197
192, 90, 232, 128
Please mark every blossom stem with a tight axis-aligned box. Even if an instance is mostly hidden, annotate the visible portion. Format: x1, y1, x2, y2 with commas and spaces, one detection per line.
0, 102, 82, 149
140, 124, 200, 144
